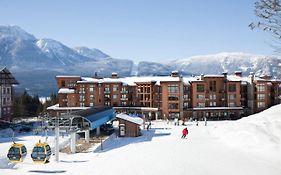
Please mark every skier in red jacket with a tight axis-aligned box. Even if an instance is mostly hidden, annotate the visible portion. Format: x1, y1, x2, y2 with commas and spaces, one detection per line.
181, 127, 188, 139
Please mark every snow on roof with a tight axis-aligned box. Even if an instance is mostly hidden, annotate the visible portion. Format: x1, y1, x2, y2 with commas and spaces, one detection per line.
56, 75, 81, 78
47, 104, 91, 111
182, 77, 198, 85
78, 77, 100, 83
58, 88, 75, 94
116, 113, 143, 125
204, 74, 225, 78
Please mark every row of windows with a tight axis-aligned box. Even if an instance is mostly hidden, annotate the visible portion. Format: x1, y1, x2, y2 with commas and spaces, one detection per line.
196, 84, 237, 92
2, 87, 11, 95
196, 102, 236, 108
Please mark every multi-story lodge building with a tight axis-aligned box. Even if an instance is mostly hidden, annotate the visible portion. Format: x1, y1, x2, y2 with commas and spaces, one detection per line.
48, 71, 280, 120
0, 68, 19, 121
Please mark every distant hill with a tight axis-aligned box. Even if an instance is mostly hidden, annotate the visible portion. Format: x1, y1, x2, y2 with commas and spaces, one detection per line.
0, 25, 280, 96
138, 52, 281, 78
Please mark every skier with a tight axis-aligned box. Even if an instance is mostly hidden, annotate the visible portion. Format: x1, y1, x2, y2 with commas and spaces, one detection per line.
181, 127, 188, 139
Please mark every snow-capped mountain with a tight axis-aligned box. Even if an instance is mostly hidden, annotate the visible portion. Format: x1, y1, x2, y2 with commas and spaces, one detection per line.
36, 39, 95, 66
73, 47, 109, 59
0, 25, 280, 96
0, 25, 133, 74
0, 25, 133, 95
138, 52, 281, 77
0, 25, 35, 41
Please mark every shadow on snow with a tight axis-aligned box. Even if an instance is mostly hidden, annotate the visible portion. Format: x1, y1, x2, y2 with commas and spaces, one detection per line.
94, 127, 171, 153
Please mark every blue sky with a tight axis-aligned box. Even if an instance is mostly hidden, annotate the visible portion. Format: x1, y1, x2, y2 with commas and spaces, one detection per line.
0, 0, 273, 62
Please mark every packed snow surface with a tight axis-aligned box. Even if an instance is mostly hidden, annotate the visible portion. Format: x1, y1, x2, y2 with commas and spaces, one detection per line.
0, 106, 281, 175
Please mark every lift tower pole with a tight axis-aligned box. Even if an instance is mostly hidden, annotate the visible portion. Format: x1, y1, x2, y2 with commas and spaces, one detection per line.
55, 117, 59, 162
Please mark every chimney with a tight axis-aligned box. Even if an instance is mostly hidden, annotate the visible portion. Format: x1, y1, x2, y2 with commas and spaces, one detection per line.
93, 72, 98, 78
200, 74, 204, 81
222, 71, 228, 80
111, 72, 118, 78
248, 72, 254, 84
234, 71, 242, 77
171, 70, 179, 77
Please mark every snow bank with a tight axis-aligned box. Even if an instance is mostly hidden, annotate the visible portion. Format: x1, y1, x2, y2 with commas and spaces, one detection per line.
211, 105, 281, 156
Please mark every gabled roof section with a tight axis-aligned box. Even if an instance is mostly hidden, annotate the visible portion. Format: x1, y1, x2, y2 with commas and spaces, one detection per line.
0, 67, 19, 85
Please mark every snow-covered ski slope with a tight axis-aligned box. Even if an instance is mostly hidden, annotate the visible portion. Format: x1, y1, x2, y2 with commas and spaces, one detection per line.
0, 105, 281, 175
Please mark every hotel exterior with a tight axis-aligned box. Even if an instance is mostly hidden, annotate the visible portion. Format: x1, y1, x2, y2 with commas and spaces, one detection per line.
48, 71, 281, 120
0, 68, 19, 121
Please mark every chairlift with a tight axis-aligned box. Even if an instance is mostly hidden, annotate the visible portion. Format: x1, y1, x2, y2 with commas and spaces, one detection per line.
7, 143, 27, 163
31, 140, 52, 164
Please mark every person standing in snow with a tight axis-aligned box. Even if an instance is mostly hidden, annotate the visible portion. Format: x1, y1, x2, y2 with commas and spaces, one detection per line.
204, 117, 207, 126
181, 127, 188, 139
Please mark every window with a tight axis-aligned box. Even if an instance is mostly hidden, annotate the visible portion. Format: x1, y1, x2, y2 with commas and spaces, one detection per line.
168, 95, 179, 101
121, 87, 127, 93
197, 84, 205, 92
209, 94, 216, 100
257, 94, 265, 100
257, 102, 265, 108
228, 84, 236, 92
113, 85, 119, 92
89, 84, 95, 92
184, 86, 189, 93
257, 84, 265, 92
228, 94, 236, 100
105, 101, 110, 106
90, 103, 94, 107
79, 85, 85, 94
121, 94, 127, 100
228, 102, 235, 107
6, 87, 10, 94
209, 81, 216, 92
104, 85, 110, 93
90, 95, 95, 101
68, 80, 76, 88
183, 102, 188, 109
61, 80, 65, 87
104, 94, 110, 100
183, 94, 188, 100
113, 94, 118, 99
80, 102, 85, 107
197, 102, 205, 108
169, 103, 179, 109
3, 88, 6, 94
210, 101, 216, 106
79, 95, 85, 101
196, 94, 205, 100
168, 84, 179, 93
121, 101, 127, 106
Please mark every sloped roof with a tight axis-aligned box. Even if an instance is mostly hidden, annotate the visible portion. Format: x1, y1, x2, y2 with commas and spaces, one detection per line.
116, 113, 143, 125
0, 67, 19, 85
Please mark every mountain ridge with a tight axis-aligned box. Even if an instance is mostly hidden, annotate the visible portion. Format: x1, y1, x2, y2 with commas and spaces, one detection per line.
0, 25, 280, 96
